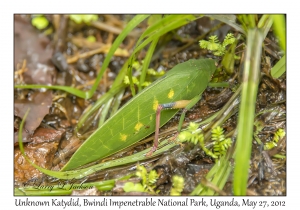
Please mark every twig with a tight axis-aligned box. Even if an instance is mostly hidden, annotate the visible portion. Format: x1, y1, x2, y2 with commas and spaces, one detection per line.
67, 44, 129, 64
91, 21, 140, 38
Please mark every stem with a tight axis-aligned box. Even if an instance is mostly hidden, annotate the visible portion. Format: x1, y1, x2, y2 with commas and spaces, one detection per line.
233, 28, 264, 195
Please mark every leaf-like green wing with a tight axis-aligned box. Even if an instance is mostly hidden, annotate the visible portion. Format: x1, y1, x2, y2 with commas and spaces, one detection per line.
62, 59, 216, 171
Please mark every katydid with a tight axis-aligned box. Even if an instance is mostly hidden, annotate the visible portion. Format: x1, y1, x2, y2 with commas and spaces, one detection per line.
62, 59, 216, 171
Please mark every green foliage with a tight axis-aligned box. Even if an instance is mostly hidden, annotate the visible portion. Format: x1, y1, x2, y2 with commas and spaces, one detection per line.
70, 15, 98, 24
128, 15, 202, 95
132, 60, 142, 70
190, 154, 232, 196
123, 165, 159, 193
237, 15, 256, 31
200, 35, 220, 51
233, 28, 265, 195
136, 164, 148, 185
123, 169, 185, 195
31, 15, 49, 30
123, 76, 151, 87
211, 126, 224, 141
223, 33, 236, 46
272, 154, 286, 159
147, 15, 163, 26
178, 124, 232, 159
273, 128, 286, 142
124, 76, 140, 86
123, 61, 165, 87
147, 68, 165, 76
123, 182, 145, 192
170, 175, 185, 196
86, 35, 96, 42
271, 15, 286, 52
179, 123, 214, 159
211, 126, 232, 157
253, 120, 264, 145
178, 122, 202, 145
221, 34, 240, 75
199, 33, 236, 56
271, 55, 286, 79
264, 128, 285, 150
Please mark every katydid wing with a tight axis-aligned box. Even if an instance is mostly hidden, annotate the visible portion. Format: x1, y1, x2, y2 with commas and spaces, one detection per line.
62, 59, 216, 171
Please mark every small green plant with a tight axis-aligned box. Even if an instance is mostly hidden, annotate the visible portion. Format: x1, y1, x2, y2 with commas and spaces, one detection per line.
124, 61, 165, 87
199, 33, 236, 56
178, 122, 215, 157
253, 120, 264, 145
178, 123, 232, 159
170, 175, 185, 195
70, 15, 98, 24
123, 165, 159, 193
178, 122, 202, 144
264, 128, 285, 150
86, 35, 96, 43
124, 75, 140, 86
31, 15, 49, 30
211, 126, 232, 157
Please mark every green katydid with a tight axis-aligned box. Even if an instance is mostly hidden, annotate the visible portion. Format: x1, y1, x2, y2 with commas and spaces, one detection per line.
62, 59, 216, 171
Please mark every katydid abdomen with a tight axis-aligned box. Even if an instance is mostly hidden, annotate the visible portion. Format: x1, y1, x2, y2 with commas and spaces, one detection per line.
62, 59, 216, 171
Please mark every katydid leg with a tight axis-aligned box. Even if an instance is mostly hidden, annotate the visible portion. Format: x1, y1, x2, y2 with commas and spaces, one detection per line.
146, 94, 202, 156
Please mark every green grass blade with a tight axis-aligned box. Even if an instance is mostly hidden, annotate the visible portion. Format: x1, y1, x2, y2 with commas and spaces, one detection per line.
14, 84, 88, 98
76, 58, 129, 130
47, 139, 175, 179
271, 55, 286, 78
271, 15, 286, 52
258, 15, 273, 39
127, 15, 201, 95
130, 15, 201, 62
133, 15, 199, 55
137, 15, 198, 46
138, 37, 159, 92
257, 15, 270, 28
98, 97, 114, 127
88, 14, 149, 98
233, 28, 264, 195
202, 160, 232, 195
110, 89, 125, 118
190, 154, 232, 195
207, 15, 245, 34
76, 84, 124, 130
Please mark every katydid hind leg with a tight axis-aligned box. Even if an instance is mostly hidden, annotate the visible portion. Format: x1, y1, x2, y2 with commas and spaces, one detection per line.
146, 105, 163, 156
146, 95, 202, 157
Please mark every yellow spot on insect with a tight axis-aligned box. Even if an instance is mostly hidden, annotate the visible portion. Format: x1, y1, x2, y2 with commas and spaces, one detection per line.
150, 115, 153, 121
120, 133, 128, 142
153, 98, 159, 111
168, 89, 174, 99
135, 122, 144, 131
